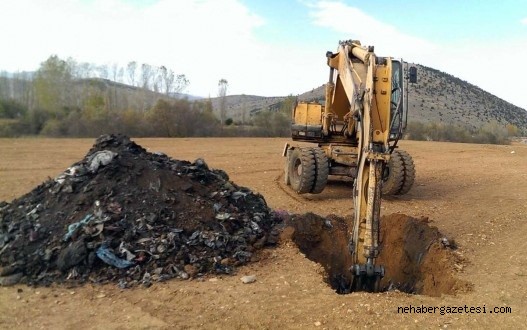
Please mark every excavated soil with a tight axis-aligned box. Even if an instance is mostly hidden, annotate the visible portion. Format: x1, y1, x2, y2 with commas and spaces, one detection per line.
0, 135, 282, 287
286, 212, 470, 296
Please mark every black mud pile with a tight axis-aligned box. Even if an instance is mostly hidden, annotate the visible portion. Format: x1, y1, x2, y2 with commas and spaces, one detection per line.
0, 134, 281, 287
286, 213, 471, 296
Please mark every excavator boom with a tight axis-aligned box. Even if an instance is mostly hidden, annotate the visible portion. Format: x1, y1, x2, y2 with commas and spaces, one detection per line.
327, 41, 390, 290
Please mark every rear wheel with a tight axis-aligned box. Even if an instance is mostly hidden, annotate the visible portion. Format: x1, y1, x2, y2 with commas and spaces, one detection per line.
382, 149, 415, 196
288, 148, 316, 194
398, 150, 415, 195
310, 147, 329, 194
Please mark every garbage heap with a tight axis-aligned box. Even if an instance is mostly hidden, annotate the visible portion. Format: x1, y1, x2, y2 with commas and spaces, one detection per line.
0, 134, 282, 287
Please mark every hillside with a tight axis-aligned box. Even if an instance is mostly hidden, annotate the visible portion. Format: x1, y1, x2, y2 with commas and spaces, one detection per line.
209, 95, 285, 123
211, 65, 527, 130
408, 65, 527, 129
70, 78, 202, 110
3, 64, 526, 137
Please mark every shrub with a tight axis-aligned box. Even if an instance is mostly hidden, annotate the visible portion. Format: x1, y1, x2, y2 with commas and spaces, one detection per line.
405, 120, 513, 145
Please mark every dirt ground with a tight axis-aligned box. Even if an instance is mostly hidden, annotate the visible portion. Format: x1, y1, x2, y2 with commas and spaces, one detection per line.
0, 137, 526, 329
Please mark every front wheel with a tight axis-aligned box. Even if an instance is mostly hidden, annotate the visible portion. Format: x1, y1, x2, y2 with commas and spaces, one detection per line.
288, 148, 316, 194
382, 149, 415, 196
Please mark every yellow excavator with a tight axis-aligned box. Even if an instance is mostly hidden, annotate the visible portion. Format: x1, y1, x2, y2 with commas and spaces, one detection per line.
283, 40, 417, 291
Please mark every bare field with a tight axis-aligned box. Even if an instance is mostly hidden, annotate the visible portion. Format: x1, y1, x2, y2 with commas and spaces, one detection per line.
1, 137, 526, 329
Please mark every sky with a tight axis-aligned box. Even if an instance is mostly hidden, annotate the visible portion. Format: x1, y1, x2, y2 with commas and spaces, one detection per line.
1, 0, 527, 109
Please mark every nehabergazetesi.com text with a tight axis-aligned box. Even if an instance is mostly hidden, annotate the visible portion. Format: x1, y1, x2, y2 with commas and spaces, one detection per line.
397, 305, 512, 315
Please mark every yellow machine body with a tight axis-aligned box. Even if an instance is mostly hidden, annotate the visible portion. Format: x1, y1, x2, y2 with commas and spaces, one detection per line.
284, 40, 417, 291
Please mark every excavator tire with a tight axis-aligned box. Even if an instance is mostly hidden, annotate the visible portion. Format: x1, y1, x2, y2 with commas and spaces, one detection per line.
284, 153, 291, 186
310, 147, 329, 194
382, 149, 415, 196
397, 149, 415, 195
288, 148, 316, 194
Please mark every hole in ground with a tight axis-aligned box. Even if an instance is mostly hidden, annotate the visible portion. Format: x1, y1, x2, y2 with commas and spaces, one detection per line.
285, 213, 471, 296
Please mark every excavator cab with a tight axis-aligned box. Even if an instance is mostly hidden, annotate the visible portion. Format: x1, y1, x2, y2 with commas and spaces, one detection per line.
389, 59, 416, 143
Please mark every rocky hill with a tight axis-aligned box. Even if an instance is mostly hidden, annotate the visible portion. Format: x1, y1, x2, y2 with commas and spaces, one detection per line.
408, 65, 527, 129
211, 65, 527, 130
209, 95, 286, 124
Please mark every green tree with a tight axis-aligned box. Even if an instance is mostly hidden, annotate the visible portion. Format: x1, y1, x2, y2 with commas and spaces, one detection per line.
0, 99, 27, 118
192, 98, 220, 136
80, 89, 110, 136
279, 95, 297, 117
506, 124, 519, 137
40, 118, 65, 136
253, 111, 290, 137
33, 55, 73, 113
147, 99, 179, 137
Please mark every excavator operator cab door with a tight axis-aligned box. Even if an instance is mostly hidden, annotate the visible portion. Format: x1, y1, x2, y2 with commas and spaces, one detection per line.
388, 60, 418, 142
388, 60, 404, 141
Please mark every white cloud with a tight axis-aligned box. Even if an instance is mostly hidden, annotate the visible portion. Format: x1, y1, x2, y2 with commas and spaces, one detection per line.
0, 0, 325, 97
308, 1, 527, 110
521, 17, 527, 25
1, 0, 526, 109
309, 1, 438, 59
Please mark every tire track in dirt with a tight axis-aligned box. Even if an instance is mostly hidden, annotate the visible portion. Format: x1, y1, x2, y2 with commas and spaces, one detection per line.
274, 172, 315, 203
234, 169, 281, 175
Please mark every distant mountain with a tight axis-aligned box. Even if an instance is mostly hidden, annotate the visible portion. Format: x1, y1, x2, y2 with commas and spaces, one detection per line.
169, 92, 203, 101
0, 73, 200, 105
83, 78, 202, 101
210, 65, 527, 129
209, 95, 286, 123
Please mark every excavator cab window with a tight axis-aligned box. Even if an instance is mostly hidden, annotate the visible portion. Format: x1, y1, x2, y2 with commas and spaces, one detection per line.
409, 66, 418, 83
389, 60, 404, 140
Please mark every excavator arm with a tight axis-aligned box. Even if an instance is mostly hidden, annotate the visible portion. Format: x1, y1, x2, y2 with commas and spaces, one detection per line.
326, 40, 393, 291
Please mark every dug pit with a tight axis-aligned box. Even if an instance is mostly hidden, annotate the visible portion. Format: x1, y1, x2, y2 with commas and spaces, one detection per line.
285, 213, 471, 296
